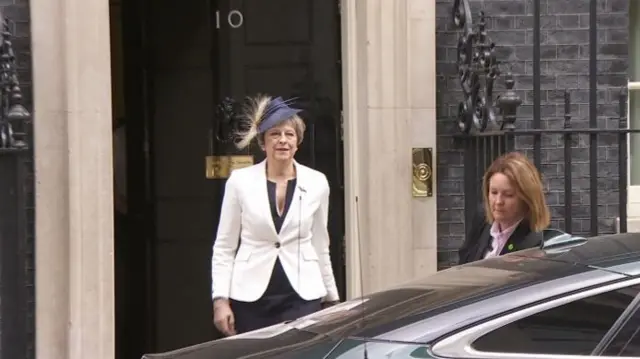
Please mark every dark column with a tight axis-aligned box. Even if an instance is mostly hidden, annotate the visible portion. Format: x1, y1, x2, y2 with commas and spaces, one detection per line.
0, 152, 29, 359
0, 14, 32, 359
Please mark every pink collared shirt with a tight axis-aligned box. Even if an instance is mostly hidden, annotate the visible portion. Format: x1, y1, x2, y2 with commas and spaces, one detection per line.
484, 219, 523, 259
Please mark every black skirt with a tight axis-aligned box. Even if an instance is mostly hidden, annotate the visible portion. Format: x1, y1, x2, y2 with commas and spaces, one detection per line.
230, 258, 321, 334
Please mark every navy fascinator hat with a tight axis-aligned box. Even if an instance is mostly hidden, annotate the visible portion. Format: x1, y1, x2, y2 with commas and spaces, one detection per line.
235, 94, 303, 149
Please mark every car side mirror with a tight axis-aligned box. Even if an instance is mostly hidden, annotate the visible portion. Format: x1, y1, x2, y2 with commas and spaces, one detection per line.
540, 228, 588, 253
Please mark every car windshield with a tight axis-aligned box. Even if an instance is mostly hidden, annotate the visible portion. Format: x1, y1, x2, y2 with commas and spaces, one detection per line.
289, 252, 587, 339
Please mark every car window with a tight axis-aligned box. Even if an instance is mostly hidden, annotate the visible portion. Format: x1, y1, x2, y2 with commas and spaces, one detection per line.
601, 303, 640, 357
471, 285, 640, 355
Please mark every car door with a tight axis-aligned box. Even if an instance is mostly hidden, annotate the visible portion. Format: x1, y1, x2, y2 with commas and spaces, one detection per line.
429, 278, 640, 359
595, 288, 640, 357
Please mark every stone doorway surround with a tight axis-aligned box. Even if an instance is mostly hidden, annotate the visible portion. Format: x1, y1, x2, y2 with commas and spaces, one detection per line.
29, 0, 437, 357
341, 0, 437, 299
31, 0, 115, 357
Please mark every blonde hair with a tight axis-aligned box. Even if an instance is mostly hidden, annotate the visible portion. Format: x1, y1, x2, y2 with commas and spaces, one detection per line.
482, 152, 550, 232
234, 94, 306, 149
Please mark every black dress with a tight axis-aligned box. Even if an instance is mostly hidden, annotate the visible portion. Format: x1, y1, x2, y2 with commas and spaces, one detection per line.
230, 179, 322, 334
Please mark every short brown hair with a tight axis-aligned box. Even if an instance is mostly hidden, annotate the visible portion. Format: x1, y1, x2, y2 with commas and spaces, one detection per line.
482, 152, 550, 232
257, 115, 306, 147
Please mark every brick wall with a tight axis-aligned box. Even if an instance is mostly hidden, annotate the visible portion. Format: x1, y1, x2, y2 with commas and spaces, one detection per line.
435, 0, 629, 268
2, 2, 35, 359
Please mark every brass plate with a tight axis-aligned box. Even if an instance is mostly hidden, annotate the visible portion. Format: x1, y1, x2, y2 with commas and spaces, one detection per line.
412, 148, 433, 197
205, 155, 254, 179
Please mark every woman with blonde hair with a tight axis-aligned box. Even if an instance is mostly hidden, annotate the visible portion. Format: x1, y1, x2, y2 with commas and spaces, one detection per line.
211, 94, 340, 337
458, 151, 550, 265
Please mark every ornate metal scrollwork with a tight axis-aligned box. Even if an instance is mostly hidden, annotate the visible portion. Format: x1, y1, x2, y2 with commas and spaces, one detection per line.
0, 17, 30, 149
451, 1, 501, 134
206, 97, 254, 179
213, 97, 242, 144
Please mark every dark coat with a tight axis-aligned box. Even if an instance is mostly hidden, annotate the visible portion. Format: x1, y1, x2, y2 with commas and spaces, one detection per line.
458, 208, 543, 265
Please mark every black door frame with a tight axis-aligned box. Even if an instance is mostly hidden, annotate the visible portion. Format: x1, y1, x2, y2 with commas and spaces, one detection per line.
117, 0, 346, 354
211, 0, 347, 300
119, 0, 158, 354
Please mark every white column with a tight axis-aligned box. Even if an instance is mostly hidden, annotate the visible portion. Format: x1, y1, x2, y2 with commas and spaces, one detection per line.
407, 0, 438, 277
342, 0, 437, 298
31, 0, 115, 356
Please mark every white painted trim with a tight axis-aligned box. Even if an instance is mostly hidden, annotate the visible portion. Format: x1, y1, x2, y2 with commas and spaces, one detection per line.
628, 85, 639, 217
619, 184, 640, 232
628, 186, 640, 204
622, 84, 640, 232
628, 85, 633, 192
623, 5, 640, 231
340, 0, 363, 300
629, 81, 640, 90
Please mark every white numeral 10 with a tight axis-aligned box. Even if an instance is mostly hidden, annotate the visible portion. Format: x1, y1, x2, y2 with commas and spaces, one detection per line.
215, 10, 244, 29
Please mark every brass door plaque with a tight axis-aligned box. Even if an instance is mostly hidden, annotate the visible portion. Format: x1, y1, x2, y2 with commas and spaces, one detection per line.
205, 155, 254, 179
412, 148, 433, 197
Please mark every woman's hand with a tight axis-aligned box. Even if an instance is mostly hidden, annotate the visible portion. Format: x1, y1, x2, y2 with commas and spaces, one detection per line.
213, 299, 236, 337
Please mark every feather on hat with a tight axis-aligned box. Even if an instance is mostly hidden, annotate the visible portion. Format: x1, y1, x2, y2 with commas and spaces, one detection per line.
235, 94, 302, 149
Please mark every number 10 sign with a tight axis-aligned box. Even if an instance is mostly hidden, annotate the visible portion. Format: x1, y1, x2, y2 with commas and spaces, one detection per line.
214, 10, 244, 29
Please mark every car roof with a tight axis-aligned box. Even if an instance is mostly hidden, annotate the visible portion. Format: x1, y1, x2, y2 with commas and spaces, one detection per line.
516, 232, 640, 275
291, 232, 640, 341
141, 232, 640, 358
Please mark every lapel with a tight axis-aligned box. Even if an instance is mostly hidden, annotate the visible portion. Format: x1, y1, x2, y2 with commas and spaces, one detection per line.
500, 220, 541, 255
475, 223, 493, 261
254, 160, 279, 237
280, 160, 306, 235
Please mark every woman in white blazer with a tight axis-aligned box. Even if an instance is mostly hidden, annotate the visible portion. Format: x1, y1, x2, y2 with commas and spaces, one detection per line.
211, 94, 340, 336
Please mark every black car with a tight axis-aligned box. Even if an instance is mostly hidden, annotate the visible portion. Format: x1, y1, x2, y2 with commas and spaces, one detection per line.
143, 230, 640, 359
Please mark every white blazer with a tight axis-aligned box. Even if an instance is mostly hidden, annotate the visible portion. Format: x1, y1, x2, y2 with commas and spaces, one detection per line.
211, 160, 340, 303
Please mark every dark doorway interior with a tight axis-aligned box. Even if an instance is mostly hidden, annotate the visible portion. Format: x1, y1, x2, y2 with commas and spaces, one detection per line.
111, 0, 345, 357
